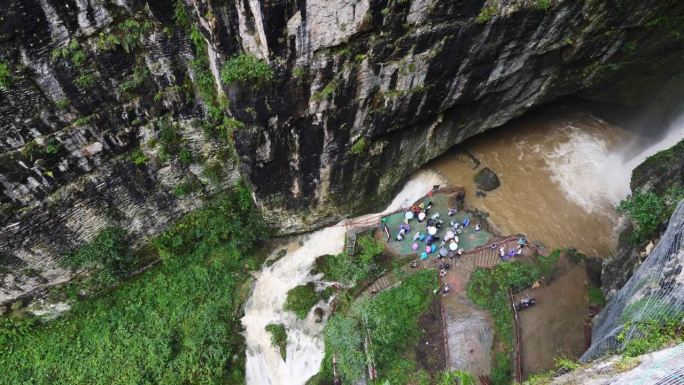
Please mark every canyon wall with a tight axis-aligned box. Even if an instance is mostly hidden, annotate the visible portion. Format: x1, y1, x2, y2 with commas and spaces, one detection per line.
1, 0, 684, 303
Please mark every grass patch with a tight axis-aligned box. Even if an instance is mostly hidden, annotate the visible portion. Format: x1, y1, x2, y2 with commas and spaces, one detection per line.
265, 323, 288, 360
0, 184, 267, 385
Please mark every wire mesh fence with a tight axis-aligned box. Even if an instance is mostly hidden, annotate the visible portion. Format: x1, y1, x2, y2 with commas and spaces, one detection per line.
581, 200, 684, 368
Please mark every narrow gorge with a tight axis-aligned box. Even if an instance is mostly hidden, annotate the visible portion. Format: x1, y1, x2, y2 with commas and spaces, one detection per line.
1, 1, 684, 385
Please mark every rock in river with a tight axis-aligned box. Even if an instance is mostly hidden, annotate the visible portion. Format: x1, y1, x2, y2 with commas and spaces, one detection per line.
474, 168, 501, 191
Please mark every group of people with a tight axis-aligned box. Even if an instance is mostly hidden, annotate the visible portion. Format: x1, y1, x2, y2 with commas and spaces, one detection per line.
394, 198, 480, 262
490, 237, 527, 260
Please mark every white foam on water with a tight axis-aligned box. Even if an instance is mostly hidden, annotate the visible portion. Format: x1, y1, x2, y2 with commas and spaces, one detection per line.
242, 170, 446, 385
542, 115, 684, 214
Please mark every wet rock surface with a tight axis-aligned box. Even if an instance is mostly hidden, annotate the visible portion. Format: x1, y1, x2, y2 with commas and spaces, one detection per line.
2, 0, 684, 302
474, 167, 501, 192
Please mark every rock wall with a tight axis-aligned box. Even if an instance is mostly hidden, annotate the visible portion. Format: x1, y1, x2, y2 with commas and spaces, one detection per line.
602, 138, 684, 297
1, 0, 684, 303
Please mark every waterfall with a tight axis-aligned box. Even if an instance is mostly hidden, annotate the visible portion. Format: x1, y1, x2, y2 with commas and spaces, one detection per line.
242, 170, 446, 385
542, 114, 684, 214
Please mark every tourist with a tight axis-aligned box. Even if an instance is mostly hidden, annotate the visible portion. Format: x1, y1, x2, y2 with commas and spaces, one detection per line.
499, 246, 505, 257
475, 223, 481, 231
463, 217, 470, 227
431, 212, 440, 220
426, 234, 434, 244
439, 269, 447, 278
413, 231, 421, 241
410, 260, 418, 268
491, 243, 497, 250
412, 242, 419, 252
448, 208, 456, 216
396, 232, 404, 241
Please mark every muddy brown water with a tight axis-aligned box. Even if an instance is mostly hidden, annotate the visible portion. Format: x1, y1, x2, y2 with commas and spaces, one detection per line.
429, 108, 631, 258
426, 107, 631, 376
514, 257, 590, 378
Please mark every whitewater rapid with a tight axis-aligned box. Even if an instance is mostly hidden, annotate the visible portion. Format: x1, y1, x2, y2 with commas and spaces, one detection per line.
543, 114, 684, 214
242, 170, 446, 385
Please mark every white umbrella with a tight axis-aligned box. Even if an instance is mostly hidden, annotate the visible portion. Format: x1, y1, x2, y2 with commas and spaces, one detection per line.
449, 242, 458, 251
445, 230, 455, 240
428, 226, 437, 235
405, 211, 414, 220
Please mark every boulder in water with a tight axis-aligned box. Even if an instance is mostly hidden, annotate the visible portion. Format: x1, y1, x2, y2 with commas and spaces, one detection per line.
314, 307, 324, 323
474, 167, 501, 191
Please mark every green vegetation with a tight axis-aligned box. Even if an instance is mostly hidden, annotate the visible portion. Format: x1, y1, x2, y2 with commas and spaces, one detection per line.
75, 73, 95, 88
311, 79, 338, 102
55, 98, 70, 110
52, 40, 86, 66
154, 116, 184, 162
554, 356, 580, 372
96, 18, 153, 53
220, 54, 273, 86
20, 140, 43, 161
18, 137, 61, 160
320, 270, 438, 384
284, 283, 321, 319
467, 251, 561, 385
350, 137, 368, 156
73, 116, 90, 126
173, 177, 202, 196
314, 235, 383, 286
0, 185, 267, 384
118, 61, 149, 95
521, 370, 555, 385
292, 66, 306, 78
174, 0, 189, 28
618, 314, 684, 358
0, 61, 11, 89
476, 4, 498, 24
60, 227, 137, 288
130, 148, 148, 165
44, 137, 62, 155
588, 285, 606, 306
436, 370, 476, 385
535, 0, 552, 11
265, 323, 288, 360
617, 188, 684, 244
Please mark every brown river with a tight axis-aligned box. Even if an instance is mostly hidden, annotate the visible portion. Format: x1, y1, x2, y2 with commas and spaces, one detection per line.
428, 107, 633, 258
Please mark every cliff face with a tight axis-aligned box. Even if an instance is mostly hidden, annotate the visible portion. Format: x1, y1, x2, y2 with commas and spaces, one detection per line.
1, 0, 684, 303
601, 138, 684, 296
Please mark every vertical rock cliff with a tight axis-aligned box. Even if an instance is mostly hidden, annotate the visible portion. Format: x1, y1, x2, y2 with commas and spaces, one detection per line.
1, 0, 684, 303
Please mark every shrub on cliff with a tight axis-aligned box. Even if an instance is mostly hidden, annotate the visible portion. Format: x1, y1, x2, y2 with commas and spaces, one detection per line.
221, 54, 273, 86
618, 190, 666, 244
